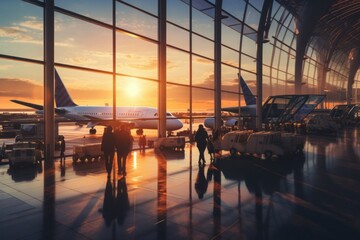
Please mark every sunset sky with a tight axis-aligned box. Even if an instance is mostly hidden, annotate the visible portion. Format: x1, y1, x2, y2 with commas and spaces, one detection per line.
0, 0, 319, 112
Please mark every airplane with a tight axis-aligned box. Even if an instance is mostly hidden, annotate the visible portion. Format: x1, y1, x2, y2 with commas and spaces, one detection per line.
204, 75, 326, 129
11, 69, 183, 135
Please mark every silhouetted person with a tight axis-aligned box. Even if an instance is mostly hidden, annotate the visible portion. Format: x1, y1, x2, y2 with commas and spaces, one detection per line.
207, 135, 215, 161
116, 177, 129, 225
195, 124, 209, 165
60, 136, 65, 161
114, 125, 132, 176
139, 135, 146, 150
101, 126, 115, 178
195, 164, 208, 199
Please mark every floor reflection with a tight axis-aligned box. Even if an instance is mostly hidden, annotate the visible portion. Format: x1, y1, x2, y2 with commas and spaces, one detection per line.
0, 128, 359, 239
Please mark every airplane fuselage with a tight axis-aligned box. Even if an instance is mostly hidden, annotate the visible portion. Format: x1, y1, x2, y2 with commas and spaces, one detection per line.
58, 106, 183, 131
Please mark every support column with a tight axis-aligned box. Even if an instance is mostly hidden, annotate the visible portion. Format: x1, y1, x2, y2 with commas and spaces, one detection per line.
256, 0, 273, 130
347, 48, 360, 104
44, 0, 55, 161
214, 0, 222, 131
158, 0, 166, 137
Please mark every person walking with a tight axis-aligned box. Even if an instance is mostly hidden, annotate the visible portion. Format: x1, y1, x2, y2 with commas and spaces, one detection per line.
195, 124, 209, 165
60, 135, 66, 161
114, 125, 132, 176
207, 135, 215, 162
101, 126, 116, 178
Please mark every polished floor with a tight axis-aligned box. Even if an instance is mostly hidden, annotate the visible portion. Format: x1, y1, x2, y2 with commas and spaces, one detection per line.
0, 127, 359, 240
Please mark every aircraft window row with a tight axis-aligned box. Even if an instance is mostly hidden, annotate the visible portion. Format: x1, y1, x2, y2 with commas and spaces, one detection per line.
79, 112, 100, 115
117, 112, 141, 117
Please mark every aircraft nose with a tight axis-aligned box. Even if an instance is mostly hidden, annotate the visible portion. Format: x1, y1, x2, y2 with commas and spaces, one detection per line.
176, 119, 183, 129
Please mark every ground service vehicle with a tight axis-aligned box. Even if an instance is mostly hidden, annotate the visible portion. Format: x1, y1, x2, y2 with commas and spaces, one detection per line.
9, 147, 42, 168
73, 143, 103, 162
221, 130, 304, 158
154, 136, 186, 150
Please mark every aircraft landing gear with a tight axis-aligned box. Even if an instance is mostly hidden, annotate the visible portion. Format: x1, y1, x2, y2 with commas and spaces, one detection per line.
89, 128, 97, 134
136, 129, 143, 135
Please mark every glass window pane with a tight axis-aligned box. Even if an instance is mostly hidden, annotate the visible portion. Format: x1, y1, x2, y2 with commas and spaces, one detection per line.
117, 2, 157, 40
241, 54, 256, 72
121, 0, 157, 15
117, 32, 158, 80
222, 25, 240, 49
222, 0, 245, 19
167, 0, 189, 29
167, 24, 189, 51
116, 76, 157, 108
55, 0, 112, 24
192, 35, 214, 59
56, 67, 112, 106
221, 92, 239, 109
0, 1, 43, 60
244, 6, 261, 31
0, 59, 43, 109
55, 13, 112, 71
167, 84, 190, 113
192, 9, 213, 39
192, 88, 214, 114
222, 64, 239, 93
241, 71, 257, 96
167, 48, 189, 85
192, 56, 214, 88
222, 46, 239, 68
241, 35, 257, 57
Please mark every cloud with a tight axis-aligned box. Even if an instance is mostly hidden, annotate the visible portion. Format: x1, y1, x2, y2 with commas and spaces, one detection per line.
0, 78, 42, 99
0, 16, 43, 45
18, 16, 43, 31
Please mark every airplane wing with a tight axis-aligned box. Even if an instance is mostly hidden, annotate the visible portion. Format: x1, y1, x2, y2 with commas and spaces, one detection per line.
82, 115, 135, 128
11, 100, 43, 111
11, 99, 66, 115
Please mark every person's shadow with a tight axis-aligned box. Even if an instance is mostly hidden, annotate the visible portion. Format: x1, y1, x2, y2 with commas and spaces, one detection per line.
116, 177, 129, 225
102, 179, 115, 226
195, 165, 208, 199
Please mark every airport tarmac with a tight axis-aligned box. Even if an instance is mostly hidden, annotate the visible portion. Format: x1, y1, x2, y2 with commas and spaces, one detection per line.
0, 125, 359, 239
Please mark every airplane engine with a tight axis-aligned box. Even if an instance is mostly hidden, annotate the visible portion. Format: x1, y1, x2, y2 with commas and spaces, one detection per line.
225, 118, 238, 127
204, 118, 224, 129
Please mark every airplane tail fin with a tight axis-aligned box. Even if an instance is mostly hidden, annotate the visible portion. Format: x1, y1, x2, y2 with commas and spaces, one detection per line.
239, 74, 256, 105
55, 69, 77, 107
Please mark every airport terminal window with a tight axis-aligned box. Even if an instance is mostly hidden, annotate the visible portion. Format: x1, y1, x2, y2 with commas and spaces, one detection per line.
192, 8, 214, 40
116, 76, 157, 108
116, 2, 157, 41
121, 0, 157, 16
221, 92, 239, 109
244, 5, 261, 31
222, 0, 245, 20
167, 84, 190, 114
192, 56, 214, 88
192, 88, 214, 114
55, 13, 112, 72
167, 0, 189, 29
241, 54, 256, 73
56, 68, 112, 107
192, 34, 214, 60
222, 64, 240, 93
222, 46, 239, 69
222, 26, 241, 50
0, 1, 43, 61
0, 60, 44, 109
116, 32, 158, 80
167, 24, 189, 51
55, 0, 112, 25
167, 48, 190, 85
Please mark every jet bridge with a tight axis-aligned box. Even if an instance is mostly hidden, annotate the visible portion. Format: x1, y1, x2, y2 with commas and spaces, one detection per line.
261, 95, 326, 124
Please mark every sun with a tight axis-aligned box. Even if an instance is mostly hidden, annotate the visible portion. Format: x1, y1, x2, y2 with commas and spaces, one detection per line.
125, 82, 140, 98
